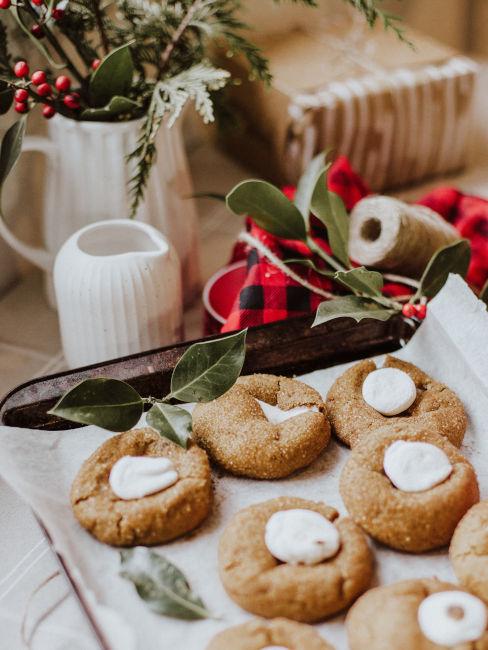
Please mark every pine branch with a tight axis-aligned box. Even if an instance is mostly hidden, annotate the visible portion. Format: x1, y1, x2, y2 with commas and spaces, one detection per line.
341, 0, 413, 46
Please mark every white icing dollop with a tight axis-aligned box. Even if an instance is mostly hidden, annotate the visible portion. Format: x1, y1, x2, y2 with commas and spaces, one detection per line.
109, 455, 178, 500
383, 440, 452, 492
257, 400, 319, 425
362, 367, 416, 416
418, 591, 487, 646
264, 509, 340, 566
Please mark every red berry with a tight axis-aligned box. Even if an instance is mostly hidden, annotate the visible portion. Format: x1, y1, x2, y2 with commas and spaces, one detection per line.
402, 304, 416, 318
36, 82, 51, 97
31, 70, 47, 86
415, 304, 427, 320
0, 0, 11, 9
63, 93, 80, 109
52, 7, 64, 19
91, 59, 101, 71
55, 75, 71, 92
14, 88, 29, 102
14, 61, 29, 78
31, 24, 44, 38
14, 102, 29, 114
42, 104, 56, 119
31, 0, 43, 5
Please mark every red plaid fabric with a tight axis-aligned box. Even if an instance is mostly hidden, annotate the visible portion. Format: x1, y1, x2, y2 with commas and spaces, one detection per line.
220, 156, 488, 334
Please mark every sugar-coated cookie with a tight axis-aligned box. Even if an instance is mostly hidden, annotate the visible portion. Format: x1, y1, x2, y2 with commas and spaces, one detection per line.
347, 579, 488, 650
71, 428, 212, 546
326, 355, 467, 448
206, 618, 334, 650
451, 500, 488, 602
340, 425, 479, 552
192, 374, 330, 479
218, 497, 373, 622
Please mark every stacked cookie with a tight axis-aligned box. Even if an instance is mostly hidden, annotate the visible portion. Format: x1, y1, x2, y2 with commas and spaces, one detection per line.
69, 359, 488, 650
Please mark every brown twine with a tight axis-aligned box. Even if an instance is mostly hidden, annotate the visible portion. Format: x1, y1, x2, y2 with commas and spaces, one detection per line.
21, 571, 69, 649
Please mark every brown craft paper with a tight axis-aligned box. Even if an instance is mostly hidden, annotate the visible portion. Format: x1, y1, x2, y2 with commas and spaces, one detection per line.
222, 23, 478, 190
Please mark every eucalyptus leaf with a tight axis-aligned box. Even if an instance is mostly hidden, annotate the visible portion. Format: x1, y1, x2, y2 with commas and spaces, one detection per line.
81, 96, 139, 120
310, 171, 350, 267
48, 378, 143, 431
146, 403, 192, 448
312, 296, 396, 327
170, 329, 247, 402
480, 280, 488, 307
283, 257, 334, 278
334, 266, 383, 296
120, 548, 211, 620
0, 117, 26, 188
417, 239, 471, 299
90, 43, 134, 107
0, 87, 13, 115
294, 152, 330, 220
226, 180, 307, 241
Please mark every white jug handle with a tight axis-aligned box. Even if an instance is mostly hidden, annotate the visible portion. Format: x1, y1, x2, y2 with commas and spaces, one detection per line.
0, 135, 58, 272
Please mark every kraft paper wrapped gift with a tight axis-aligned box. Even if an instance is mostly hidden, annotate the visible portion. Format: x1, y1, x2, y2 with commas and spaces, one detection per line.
222, 23, 478, 190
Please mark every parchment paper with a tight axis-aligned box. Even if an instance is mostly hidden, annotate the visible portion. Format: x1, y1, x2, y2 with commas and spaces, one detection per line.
1, 275, 487, 650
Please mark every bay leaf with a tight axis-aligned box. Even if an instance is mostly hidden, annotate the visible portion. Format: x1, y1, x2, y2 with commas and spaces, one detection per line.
81, 95, 139, 121
294, 152, 330, 220
0, 117, 26, 188
310, 171, 350, 267
146, 402, 192, 448
48, 378, 143, 431
170, 329, 247, 402
120, 548, 211, 620
283, 257, 335, 278
334, 267, 384, 296
312, 295, 396, 326
226, 180, 307, 241
418, 239, 471, 299
90, 43, 134, 107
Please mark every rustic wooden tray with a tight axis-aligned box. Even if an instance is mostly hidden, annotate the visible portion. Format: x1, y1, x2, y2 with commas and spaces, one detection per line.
0, 314, 414, 650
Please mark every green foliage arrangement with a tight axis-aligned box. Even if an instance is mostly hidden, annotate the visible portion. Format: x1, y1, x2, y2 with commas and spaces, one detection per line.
0, 0, 407, 215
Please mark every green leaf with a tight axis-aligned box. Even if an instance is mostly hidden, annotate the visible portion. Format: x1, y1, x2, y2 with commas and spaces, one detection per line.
310, 171, 350, 266
0, 117, 26, 189
283, 257, 334, 278
334, 266, 383, 296
120, 548, 211, 620
417, 239, 471, 299
81, 96, 139, 121
48, 378, 143, 431
90, 43, 135, 107
480, 280, 488, 307
146, 403, 192, 449
294, 152, 330, 220
0, 87, 13, 115
312, 296, 396, 326
226, 180, 307, 241
170, 330, 247, 402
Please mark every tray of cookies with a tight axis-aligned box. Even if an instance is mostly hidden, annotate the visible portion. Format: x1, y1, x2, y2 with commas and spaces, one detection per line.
0, 276, 487, 650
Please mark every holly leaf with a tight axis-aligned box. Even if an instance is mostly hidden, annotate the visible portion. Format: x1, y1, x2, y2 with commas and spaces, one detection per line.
226, 180, 307, 241
0, 117, 26, 189
146, 403, 192, 448
312, 296, 396, 326
417, 239, 471, 299
170, 330, 247, 402
310, 171, 350, 267
480, 280, 488, 307
90, 43, 135, 107
294, 152, 330, 221
81, 96, 139, 121
334, 267, 384, 296
283, 258, 334, 278
48, 378, 143, 431
120, 548, 211, 620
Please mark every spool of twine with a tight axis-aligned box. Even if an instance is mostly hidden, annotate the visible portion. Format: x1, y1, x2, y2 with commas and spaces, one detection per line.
348, 196, 460, 277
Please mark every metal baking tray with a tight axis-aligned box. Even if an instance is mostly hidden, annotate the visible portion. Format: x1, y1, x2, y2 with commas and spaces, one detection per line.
0, 314, 414, 649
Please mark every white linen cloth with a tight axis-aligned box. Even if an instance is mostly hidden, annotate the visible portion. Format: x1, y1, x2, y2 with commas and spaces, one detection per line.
0, 274, 487, 650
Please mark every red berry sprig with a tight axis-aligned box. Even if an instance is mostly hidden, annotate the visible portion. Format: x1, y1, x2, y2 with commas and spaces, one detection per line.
14, 88, 29, 102
91, 59, 101, 71
402, 303, 427, 320
31, 70, 47, 86
0, 0, 11, 9
14, 61, 29, 78
42, 105, 55, 119
14, 101, 29, 114
52, 7, 64, 19
55, 75, 70, 92
63, 92, 80, 110
31, 24, 44, 38
31, 0, 44, 5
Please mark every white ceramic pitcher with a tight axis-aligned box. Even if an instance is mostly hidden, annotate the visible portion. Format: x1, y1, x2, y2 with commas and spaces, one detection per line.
54, 219, 183, 368
0, 113, 200, 306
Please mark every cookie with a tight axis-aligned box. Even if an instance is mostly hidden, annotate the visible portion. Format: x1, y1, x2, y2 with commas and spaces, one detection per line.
347, 578, 488, 650
326, 355, 467, 448
206, 618, 334, 650
451, 501, 488, 602
71, 428, 212, 546
340, 425, 479, 552
218, 497, 373, 622
192, 374, 330, 479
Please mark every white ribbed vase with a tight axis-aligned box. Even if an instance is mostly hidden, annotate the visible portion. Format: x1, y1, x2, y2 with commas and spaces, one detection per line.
0, 113, 200, 307
54, 220, 183, 368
